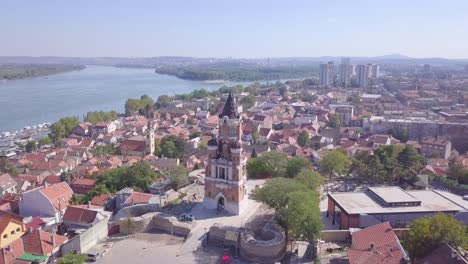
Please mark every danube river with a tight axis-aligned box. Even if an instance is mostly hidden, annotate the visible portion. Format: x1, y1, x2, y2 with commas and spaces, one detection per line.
0, 66, 248, 133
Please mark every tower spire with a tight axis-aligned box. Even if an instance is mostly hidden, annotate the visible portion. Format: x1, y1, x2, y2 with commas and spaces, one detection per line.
219, 92, 239, 119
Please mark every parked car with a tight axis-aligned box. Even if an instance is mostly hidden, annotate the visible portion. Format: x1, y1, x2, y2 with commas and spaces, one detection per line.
179, 214, 195, 222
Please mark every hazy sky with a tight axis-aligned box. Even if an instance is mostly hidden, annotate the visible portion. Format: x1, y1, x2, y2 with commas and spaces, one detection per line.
1, 0, 467, 58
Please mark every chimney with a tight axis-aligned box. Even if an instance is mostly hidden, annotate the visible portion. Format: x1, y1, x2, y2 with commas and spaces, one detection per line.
51, 232, 56, 246
44, 181, 49, 188
88, 201, 91, 209
28, 227, 33, 234
369, 243, 375, 251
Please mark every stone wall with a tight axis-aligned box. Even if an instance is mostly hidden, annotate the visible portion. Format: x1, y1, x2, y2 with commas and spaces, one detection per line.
113, 204, 159, 221
151, 213, 193, 237
239, 224, 286, 263
320, 230, 351, 242
116, 212, 194, 237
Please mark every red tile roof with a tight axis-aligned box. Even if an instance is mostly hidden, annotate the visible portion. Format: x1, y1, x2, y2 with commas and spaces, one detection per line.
124, 192, 153, 205
44, 175, 61, 184
90, 194, 111, 206
0, 217, 23, 238
22, 230, 67, 256
38, 182, 73, 212
348, 222, 406, 264
0, 237, 24, 264
0, 173, 17, 191
120, 139, 146, 152
25, 217, 46, 230
71, 178, 96, 186
62, 206, 98, 225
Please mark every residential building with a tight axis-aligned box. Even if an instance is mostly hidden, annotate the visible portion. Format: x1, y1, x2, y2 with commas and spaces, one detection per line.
115, 188, 158, 210
70, 178, 96, 195
415, 243, 468, 264
370, 64, 380, 79
347, 222, 408, 264
205, 93, 248, 215
319, 61, 334, 86
91, 122, 116, 134
0, 173, 17, 196
252, 115, 272, 129
338, 57, 351, 87
21, 229, 68, 261
356, 64, 370, 88
61, 206, 109, 254
0, 216, 26, 248
71, 122, 92, 137
19, 182, 74, 222
420, 136, 452, 159
327, 186, 466, 229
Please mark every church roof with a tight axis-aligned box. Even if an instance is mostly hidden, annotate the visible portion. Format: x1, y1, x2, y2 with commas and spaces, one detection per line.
219, 92, 239, 119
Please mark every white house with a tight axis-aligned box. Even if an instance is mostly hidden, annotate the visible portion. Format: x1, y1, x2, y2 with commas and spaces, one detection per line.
19, 182, 74, 223
0, 173, 17, 196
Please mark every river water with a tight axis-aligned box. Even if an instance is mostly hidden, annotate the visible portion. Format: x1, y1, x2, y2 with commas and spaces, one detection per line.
0, 66, 248, 133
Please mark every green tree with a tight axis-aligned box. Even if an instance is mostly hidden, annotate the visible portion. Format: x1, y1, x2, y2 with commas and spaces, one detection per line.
397, 145, 425, 172
284, 190, 323, 241
403, 213, 468, 261
297, 130, 311, 148
59, 171, 71, 183
49, 117, 80, 144
125, 95, 154, 115
319, 149, 351, 179
85, 110, 118, 124
189, 131, 201, 139
155, 135, 186, 159
327, 114, 341, 128
294, 168, 324, 191
251, 148, 257, 158
251, 129, 259, 145
59, 252, 87, 264
247, 151, 288, 178
239, 94, 256, 109
168, 166, 189, 191
285, 157, 310, 178
448, 158, 464, 180
252, 177, 322, 242
38, 137, 52, 146
25, 141, 37, 153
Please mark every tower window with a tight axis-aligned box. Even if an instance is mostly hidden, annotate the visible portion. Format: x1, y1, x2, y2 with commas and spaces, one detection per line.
230, 128, 237, 138
219, 168, 226, 179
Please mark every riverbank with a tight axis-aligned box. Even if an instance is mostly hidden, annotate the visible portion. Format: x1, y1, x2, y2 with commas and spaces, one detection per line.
0, 64, 85, 81
0, 123, 50, 154
0, 65, 251, 133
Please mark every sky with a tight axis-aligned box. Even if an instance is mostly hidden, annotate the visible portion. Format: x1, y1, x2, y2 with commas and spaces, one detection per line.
1, 0, 467, 59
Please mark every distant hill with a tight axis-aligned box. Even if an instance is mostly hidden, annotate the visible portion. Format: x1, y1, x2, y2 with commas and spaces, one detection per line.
0, 55, 467, 68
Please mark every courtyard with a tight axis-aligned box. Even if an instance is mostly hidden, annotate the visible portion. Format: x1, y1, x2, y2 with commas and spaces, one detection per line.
98, 231, 250, 264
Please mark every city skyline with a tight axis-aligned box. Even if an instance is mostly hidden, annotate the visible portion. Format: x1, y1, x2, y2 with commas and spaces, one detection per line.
1, 0, 468, 59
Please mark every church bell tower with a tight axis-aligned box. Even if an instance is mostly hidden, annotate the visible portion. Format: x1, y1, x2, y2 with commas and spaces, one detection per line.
204, 93, 248, 215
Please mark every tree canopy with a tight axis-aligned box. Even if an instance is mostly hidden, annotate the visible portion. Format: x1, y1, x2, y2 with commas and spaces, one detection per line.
247, 151, 288, 178
252, 171, 323, 241
80, 161, 159, 203
352, 145, 425, 183
327, 114, 341, 128
297, 130, 311, 147
124, 95, 154, 115
239, 94, 256, 109
168, 165, 189, 191
248, 152, 314, 179
403, 213, 468, 260
58, 252, 87, 264
85, 110, 118, 124
155, 135, 186, 159
319, 149, 351, 179
48, 117, 80, 144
